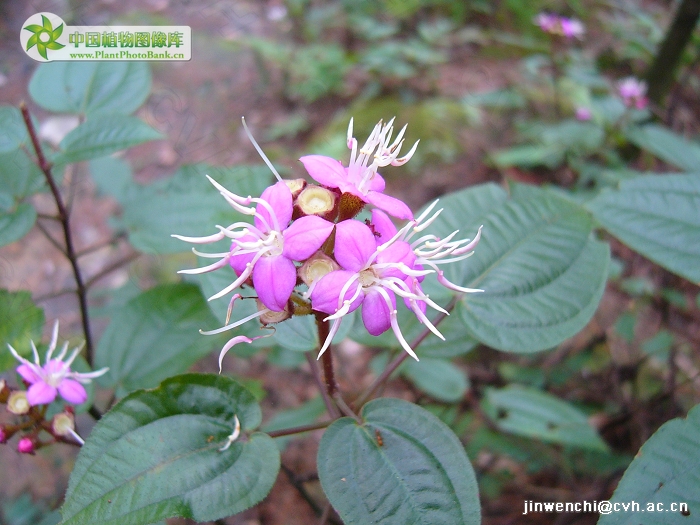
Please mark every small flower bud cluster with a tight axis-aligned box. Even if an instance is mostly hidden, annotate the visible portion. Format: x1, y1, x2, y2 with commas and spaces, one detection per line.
176, 118, 483, 367
535, 13, 585, 39
1, 322, 108, 453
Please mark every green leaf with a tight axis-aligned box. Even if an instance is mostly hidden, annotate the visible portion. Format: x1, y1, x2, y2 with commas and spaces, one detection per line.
124, 164, 272, 254
95, 283, 220, 393
0, 204, 36, 247
429, 183, 609, 353
272, 312, 355, 352
625, 124, 700, 171
0, 106, 29, 154
0, 290, 44, 372
60, 374, 280, 525
0, 148, 45, 200
88, 156, 134, 203
482, 385, 608, 450
55, 115, 161, 166
586, 173, 700, 283
29, 62, 151, 116
402, 358, 469, 402
491, 144, 564, 169
318, 398, 480, 525
597, 403, 700, 525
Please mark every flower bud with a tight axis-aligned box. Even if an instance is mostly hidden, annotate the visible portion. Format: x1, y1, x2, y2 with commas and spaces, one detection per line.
52, 412, 76, 437
295, 185, 337, 220
7, 391, 30, 415
0, 426, 7, 444
285, 178, 307, 198
17, 437, 35, 454
299, 251, 340, 287
0, 379, 9, 403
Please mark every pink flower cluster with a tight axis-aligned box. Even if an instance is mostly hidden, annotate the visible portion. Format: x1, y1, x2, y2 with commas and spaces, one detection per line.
617, 77, 648, 110
176, 119, 482, 366
535, 13, 585, 39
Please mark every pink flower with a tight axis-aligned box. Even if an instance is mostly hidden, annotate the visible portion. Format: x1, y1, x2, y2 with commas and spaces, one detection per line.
575, 107, 592, 121
618, 77, 648, 109
299, 118, 418, 220
311, 204, 482, 360
175, 178, 334, 312
7, 321, 108, 406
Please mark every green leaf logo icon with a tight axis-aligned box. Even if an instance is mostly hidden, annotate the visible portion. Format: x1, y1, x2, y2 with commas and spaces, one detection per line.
24, 15, 65, 60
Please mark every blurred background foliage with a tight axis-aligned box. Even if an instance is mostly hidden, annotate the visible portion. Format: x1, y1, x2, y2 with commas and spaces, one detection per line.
0, 0, 699, 523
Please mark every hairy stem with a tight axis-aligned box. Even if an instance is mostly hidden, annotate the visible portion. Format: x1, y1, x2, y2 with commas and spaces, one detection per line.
20, 103, 95, 366
352, 295, 459, 409
305, 352, 340, 419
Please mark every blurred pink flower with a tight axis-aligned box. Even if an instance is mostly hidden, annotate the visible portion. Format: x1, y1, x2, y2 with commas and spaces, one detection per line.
575, 107, 592, 121
535, 13, 585, 39
7, 321, 108, 406
299, 118, 418, 220
618, 77, 648, 109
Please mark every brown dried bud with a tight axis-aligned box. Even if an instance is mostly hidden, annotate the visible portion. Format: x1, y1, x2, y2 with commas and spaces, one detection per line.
295, 185, 337, 220
0, 379, 9, 404
337, 192, 365, 221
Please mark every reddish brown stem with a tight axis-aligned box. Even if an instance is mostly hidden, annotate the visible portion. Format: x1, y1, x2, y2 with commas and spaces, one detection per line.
20, 103, 95, 366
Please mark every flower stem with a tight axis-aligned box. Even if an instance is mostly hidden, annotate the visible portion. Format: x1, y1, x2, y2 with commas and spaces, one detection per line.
20, 103, 95, 366
352, 295, 459, 409
267, 420, 331, 438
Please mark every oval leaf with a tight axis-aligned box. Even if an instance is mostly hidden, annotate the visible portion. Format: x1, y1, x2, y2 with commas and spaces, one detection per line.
597, 403, 700, 524
625, 124, 700, 172
29, 62, 151, 116
95, 283, 220, 393
402, 357, 469, 402
318, 398, 480, 525
60, 374, 280, 525
0, 203, 36, 247
482, 385, 608, 451
56, 115, 161, 166
430, 183, 609, 352
0, 106, 29, 154
586, 173, 700, 283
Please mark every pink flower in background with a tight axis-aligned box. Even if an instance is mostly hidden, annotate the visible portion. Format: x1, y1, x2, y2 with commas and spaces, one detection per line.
535, 13, 585, 39
7, 321, 108, 406
618, 77, 648, 109
174, 178, 334, 312
575, 107, 592, 121
299, 118, 418, 220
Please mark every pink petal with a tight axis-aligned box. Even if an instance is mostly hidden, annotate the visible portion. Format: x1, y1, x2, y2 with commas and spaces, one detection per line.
253, 255, 297, 311
255, 181, 293, 232
346, 165, 385, 192
376, 240, 416, 279
403, 278, 428, 313
311, 270, 364, 315
16, 364, 41, 384
299, 155, 346, 189
58, 379, 87, 404
334, 220, 376, 272
283, 216, 335, 261
365, 191, 413, 220
229, 234, 258, 275
362, 289, 395, 336
371, 209, 397, 244
26, 382, 57, 406
368, 173, 386, 192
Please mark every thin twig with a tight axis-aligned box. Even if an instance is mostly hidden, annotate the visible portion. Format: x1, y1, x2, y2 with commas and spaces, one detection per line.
20, 103, 95, 365
85, 250, 140, 289
34, 219, 68, 256
33, 288, 78, 302
76, 232, 126, 257
353, 296, 459, 409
